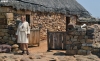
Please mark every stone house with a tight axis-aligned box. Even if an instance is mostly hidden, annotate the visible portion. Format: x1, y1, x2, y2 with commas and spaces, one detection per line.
0, 0, 91, 44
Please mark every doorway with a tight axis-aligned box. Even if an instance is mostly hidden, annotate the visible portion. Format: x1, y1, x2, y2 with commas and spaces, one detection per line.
26, 14, 30, 24
66, 17, 70, 31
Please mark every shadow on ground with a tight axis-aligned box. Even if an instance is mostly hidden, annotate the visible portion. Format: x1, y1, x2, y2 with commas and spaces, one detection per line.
28, 45, 39, 48
52, 51, 73, 56
92, 52, 100, 58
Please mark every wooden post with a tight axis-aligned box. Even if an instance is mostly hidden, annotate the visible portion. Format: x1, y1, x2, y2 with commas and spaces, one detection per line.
47, 30, 50, 51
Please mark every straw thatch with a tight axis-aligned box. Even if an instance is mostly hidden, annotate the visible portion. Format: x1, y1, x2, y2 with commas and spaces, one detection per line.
0, 0, 90, 17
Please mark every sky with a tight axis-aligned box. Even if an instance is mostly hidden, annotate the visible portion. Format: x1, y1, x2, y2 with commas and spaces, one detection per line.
76, 0, 100, 17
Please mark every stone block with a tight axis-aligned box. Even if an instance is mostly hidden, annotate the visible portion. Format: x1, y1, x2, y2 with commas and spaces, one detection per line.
78, 50, 87, 55
34, 21, 38, 24
81, 32, 86, 35
92, 43, 100, 48
78, 36, 84, 39
86, 28, 94, 34
66, 36, 70, 40
77, 44, 82, 49
87, 50, 91, 55
0, 29, 2, 31
74, 36, 78, 39
86, 39, 93, 44
0, 32, 5, 36
88, 35, 95, 39
74, 32, 80, 35
71, 39, 77, 42
82, 43, 92, 47
8, 41, 14, 45
29, 56, 35, 59
73, 46, 77, 49
95, 33, 99, 36
0, 25, 7, 29
92, 49, 99, 53
68, 31, 75, 35
12, 48, 19, 52
66, 45, 71, 50
95, 38, 99, 42
12, 44, 19, 48
66, 41, 72, 44
66, 50, 77, 55
80, 39, 86, 43
81, 46, 92, 50
84, 36, 88, 39
3, 36, 8, 40
2, 29, 8, 32
72, 42, 80, 45
70, 36, 74, 39
0, 37, 2, 39
87, 44, 92, 46
4, 33, 9, 36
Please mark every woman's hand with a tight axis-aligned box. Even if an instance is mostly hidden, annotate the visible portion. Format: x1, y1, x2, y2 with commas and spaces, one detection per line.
16, 35, 18, 41
27, 34, 30, 38
16, 35, 18, 39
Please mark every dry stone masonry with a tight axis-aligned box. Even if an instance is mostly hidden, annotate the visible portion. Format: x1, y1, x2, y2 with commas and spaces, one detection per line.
66, 24, 100, 55
30, 12, 66, 41
0, 25, 16, 44
0, 25, 16, 53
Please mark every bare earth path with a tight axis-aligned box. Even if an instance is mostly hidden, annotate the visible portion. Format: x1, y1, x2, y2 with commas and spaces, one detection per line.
29, 40, 48, 53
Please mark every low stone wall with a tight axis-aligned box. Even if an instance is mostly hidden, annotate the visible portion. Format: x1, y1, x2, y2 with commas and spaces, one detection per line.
0, 25, 8, 43
66, 24, 100, 55
0, 25, 16, 45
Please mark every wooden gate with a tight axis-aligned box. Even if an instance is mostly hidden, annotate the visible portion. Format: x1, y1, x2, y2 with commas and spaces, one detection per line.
47, 30, 66, 51
29, 29, 40, 46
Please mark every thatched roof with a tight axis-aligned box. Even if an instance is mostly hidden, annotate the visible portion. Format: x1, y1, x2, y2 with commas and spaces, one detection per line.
0, 0, 90, 17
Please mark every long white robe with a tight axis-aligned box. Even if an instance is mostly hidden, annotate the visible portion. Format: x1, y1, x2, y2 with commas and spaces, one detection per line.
16, 21, 30, 43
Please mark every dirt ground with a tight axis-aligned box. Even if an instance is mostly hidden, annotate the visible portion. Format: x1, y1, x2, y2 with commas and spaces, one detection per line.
0, 40, 100, 61
28, 40, 48, 53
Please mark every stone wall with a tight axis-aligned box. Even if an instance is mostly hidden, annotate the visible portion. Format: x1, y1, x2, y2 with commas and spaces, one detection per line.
66, 24, 100, 55
0, 25, 8, 43
0, 12, 67, 44
30, 12, 66, 41
0, 12, 16, 45
0, 25, 16, 44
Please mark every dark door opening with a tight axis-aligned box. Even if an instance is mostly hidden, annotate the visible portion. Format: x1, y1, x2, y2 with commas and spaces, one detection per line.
66, 17, 70, 31
26, 14, 30, 24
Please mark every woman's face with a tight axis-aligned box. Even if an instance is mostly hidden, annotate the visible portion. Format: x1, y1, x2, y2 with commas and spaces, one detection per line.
21, 16, 25, 22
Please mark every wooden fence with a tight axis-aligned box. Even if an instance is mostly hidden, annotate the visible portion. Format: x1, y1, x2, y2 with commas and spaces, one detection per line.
47, 30, 67, 51
29, 29, 40, 46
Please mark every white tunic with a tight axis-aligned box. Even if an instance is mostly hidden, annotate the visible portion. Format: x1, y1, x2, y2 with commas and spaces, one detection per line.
16, 21, 30, 43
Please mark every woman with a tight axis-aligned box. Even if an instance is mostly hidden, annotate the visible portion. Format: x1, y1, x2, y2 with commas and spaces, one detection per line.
16, 15, 30, 55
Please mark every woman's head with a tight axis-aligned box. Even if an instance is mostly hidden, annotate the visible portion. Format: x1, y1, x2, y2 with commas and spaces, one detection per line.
21, 15, 26, 22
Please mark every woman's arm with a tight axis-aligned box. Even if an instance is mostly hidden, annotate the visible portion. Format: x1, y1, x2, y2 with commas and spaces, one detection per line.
27, 22, 30, 38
